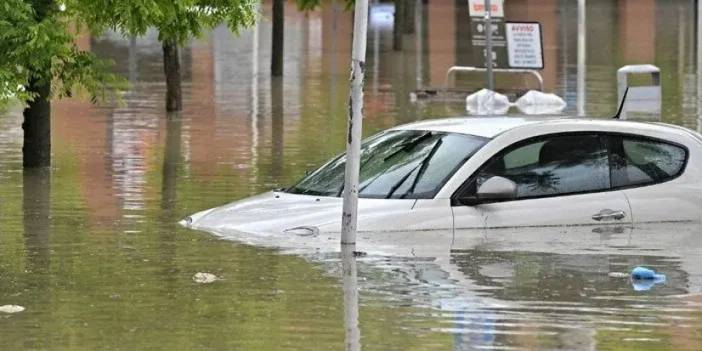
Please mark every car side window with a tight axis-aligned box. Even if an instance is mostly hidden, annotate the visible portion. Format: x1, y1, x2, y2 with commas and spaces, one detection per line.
476, 134, 610, 199
610, 136, 686, 188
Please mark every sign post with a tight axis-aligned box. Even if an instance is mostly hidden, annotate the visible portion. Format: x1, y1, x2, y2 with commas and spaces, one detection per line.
468, 0, 505, 85
484, 0, 493, 90
341, 0, 369, 246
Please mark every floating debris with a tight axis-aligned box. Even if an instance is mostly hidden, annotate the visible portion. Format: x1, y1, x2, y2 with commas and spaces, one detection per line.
630, 266, 666, 291
193, 272, 219, 284
608, 272, 629, 278
466, 89, 510, 115
631, 266, 662, 280
465, 89, 567, 115
283, 226, 319, 237
514, 90, 567, 115
0, 305, 25, 313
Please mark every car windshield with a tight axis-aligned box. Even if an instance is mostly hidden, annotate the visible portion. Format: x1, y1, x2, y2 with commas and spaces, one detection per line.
286, 130, 489, 199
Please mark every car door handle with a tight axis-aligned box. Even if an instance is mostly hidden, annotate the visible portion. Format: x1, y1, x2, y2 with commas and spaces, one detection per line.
592, 209, 626, 221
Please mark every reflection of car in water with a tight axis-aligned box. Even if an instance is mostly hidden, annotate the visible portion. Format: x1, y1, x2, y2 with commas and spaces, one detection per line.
315, 223, 702, 351
441, 241, 702, 350
185, 116, 702, 241
451, 248, 690, 299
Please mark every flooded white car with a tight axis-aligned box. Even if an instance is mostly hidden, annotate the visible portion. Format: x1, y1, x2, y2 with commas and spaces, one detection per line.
185, 116, 702, 252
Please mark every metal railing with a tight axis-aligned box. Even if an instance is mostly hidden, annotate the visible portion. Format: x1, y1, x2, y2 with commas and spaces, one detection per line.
443, 66, 544, 93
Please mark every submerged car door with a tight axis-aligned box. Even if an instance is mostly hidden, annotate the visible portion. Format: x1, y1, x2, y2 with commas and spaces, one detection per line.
452, 133, 632, 230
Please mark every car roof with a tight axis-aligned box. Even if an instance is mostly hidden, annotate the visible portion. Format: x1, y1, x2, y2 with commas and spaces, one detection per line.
391, 116, 549, 138
390, 116, 698, 140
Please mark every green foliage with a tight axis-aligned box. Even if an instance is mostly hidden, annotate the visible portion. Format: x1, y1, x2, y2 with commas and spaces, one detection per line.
65, 0, 259, 45
1, 0, 259, 106
296, 0, 354, 11
296, 0, 322, 11
0, 0, 123, 105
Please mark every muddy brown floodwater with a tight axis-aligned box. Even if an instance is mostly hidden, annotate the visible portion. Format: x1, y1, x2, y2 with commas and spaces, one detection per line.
1, 1, 702, 350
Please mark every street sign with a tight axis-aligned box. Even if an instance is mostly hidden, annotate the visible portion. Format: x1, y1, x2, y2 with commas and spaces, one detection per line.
468, 0, 506, 70
505, 22, 544, 69
470, 18, 507, 69
468, 0, 504, 18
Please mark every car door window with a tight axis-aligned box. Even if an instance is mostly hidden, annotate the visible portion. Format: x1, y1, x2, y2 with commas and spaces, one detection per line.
610, 136, 686, 188
476, 134, 610, 199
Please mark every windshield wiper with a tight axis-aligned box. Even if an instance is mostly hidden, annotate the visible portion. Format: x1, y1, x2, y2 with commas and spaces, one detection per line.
401, 138, 443, 198
386, 139, 442, 199
383, 132, 433, 162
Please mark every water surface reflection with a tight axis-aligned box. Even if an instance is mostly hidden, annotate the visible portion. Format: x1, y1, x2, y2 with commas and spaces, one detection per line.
1, 0, 701, 349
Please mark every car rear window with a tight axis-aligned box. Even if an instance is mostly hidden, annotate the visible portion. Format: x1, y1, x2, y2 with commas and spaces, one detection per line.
610, 137, 687, 188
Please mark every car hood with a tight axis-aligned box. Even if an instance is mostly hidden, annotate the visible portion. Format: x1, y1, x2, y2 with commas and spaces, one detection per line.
185, 191, 417, 236
183, 191, 459, 256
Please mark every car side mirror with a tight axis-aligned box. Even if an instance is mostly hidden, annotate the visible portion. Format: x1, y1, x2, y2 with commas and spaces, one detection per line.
454, 176, 518, 206
476, 176, 517, 201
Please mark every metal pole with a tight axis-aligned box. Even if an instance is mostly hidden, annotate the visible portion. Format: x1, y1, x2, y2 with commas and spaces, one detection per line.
341, 0, 369, 245
342, 245, 361, 351
250, 6, 260, 185
697, 0, 702, 133
372, 0, 380, 95
415, 0, 423, 91
484, 0, 494, 90
577, 0, 586, 116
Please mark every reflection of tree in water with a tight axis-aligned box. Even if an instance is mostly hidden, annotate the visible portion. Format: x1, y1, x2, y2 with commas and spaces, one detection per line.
626, 141, 684, 178
484, 148, 608, 196
450, 249, 689, 303
161, 113, 182, 212
21, 168, 51, 350
512, 170, 561, 194
23, 168, 51, 274
159, 113, 182, 285
270, 77, 284, 181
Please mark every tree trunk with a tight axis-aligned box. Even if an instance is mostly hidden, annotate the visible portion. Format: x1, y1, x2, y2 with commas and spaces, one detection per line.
393, 0, 405, 51
405, 0, 416, 34
271, 0, 285, 76
23, 78, 51, 168
162, 39, 182, 111
22, 0, 53, 168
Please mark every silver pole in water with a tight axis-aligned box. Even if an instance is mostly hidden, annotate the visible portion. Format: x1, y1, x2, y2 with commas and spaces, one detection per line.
341, 0, 369, 245
342, 245, 361, 351
416, 0, 423, 91
372, 0, 380, 95
697, 0, 702, 133
250, 3, 260, 185
485, 0, 494, 90
577, 0, 586, 116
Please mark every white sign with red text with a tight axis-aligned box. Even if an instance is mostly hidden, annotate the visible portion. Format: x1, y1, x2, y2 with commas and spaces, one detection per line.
506, 22, 543, 69
468, 0, 504, 18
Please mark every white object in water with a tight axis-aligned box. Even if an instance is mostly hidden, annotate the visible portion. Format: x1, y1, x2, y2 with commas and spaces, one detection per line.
0, 305, 25, 313
514, 90, 567, 115
193, 272, 219, 284
466, 89, 510, 115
